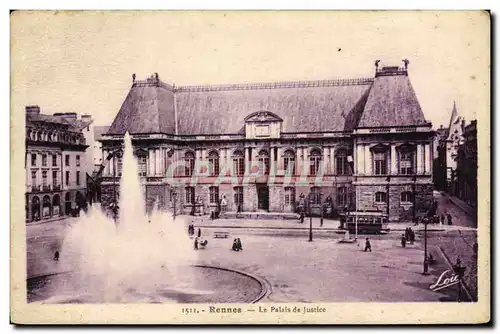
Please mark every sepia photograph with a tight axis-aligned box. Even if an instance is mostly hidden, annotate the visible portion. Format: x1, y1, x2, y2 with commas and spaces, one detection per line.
10, 10, 490, 324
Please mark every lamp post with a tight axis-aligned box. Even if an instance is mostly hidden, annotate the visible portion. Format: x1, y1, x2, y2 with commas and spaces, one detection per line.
172, 189, 178, 220
422, 217, 429, 275
308, 193, 313, 242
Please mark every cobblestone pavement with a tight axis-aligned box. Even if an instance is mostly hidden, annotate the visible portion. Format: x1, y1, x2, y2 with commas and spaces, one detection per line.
26, 216, 474, 303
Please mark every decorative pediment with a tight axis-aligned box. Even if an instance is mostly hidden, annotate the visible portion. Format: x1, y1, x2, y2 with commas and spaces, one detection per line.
244, 111, 283, 123
134, 148, 149, 157
370, 143, 390, 152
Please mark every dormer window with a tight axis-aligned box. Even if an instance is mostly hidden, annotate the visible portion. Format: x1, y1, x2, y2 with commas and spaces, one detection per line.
244, 111, 283, 139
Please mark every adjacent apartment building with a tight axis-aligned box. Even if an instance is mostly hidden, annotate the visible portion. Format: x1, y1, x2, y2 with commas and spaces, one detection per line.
25, 106, 91, 222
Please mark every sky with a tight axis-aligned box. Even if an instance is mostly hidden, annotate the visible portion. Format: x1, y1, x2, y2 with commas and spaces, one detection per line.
11, 11, 490, 129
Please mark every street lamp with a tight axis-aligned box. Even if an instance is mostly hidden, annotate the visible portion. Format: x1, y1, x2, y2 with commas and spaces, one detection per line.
422, 217, 429, 275
308, 192, 313, 242
172, 189, 178, 220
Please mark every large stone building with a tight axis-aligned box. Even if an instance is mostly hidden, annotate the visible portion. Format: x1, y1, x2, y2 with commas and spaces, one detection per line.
456, 120, 477, 211
25, 106, 91, 222
99, 61, 434, 222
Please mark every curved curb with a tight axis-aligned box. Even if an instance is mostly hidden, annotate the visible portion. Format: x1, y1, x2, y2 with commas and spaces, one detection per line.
194, 264, 272, 303
437, 246, 475, 302
28, 266, 272, 304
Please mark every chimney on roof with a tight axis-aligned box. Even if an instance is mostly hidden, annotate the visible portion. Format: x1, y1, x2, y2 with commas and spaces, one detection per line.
26, 105, 40, 115
81, 114, 92, 122
54, 112, 77, 120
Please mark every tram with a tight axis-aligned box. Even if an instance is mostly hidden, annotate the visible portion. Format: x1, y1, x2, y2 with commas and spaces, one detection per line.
340, 211, 389, 234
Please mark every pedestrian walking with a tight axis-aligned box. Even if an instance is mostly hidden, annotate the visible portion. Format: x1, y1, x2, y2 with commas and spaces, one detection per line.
401, 234, 407, 248
447, 213, 453, 226
53, 250, 60, 261
364, 238, 372, 252
236, 238, 243, 251
440, 214, 445, 225
194, 237, 199, 250
197, 228, 201, 238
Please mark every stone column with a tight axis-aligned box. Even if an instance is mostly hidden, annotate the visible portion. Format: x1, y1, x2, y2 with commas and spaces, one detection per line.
424, 144, 431, 174
329, 147, 335, 175
303, 147, 309, 176
103, 150, 109, 176
276, 147, 283, 173
365, 145, 372, 175
416, 144, 423, 174
109, 152, 115, 176
270, 146, 276, 175
148, 149, 154, 176
323, 147, 329, 175
356, 144, 364, 175
244, 147, 250, 175
390, 144, 398, 175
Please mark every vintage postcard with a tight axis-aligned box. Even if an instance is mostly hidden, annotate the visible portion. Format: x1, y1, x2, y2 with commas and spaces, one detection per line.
10, 10, 490, 324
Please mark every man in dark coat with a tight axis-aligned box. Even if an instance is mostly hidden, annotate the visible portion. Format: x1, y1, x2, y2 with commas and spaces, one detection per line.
364, 238, 372, 252
401, 234, 407, 248
447, 213, 453, 225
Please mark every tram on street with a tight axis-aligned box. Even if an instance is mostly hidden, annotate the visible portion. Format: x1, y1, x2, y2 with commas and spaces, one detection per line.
340, 211, 389, 234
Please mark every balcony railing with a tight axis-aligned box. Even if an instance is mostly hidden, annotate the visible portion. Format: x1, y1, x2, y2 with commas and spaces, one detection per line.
53, 185, 61, 191
42, 185, 51, 192
31, 185, 40, 192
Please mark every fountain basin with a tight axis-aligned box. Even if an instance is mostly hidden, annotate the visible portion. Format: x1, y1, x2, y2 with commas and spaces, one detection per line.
27, 265, 266, 304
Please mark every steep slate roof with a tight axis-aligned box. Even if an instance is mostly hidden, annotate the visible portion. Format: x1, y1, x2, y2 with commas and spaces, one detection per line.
106, 68, 428, 136
358, 69, 427, 128
94, 125, 110, 141
107, 83, 176, 135
175, 80, 373, 135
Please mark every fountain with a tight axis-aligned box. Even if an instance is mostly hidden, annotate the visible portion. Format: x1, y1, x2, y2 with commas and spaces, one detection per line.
27, 132, 264, 304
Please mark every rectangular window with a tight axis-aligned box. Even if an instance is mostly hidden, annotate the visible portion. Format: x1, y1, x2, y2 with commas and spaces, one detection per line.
209, 186, 219, 204
284, 187, 295, 206
138, 156, 147, 177
309, 156, 322, 176
258, 157, 270, 175
76, 155, 80, 167
336, 155, 348, 175
185, 187, 195, 204
234, 186, 244, 205
52, 171, 57, 186
399, 152, 414, 175
31, 153, 37, 166
76, 171, 80, 186
284, 156, 296, 175
52, 154, 57, 167
31, 171, 37, 186
374, 152, 387, 175
375, 192, 387, 203
233, 157, 245, 176
310, 187, 321, 205
42, 154, 47, 166
65, 155, 70, 166
208, 156, 219, 176
337, 187, 347, 207
65, 171, 70, 186
42, 171, 47, 186
117, 157, 123, 177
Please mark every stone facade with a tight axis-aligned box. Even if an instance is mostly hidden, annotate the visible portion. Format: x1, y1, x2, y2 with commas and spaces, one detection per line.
98, 63, 435, 223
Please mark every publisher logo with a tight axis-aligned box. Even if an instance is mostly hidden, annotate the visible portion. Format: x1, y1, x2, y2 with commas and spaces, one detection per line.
429, 270, 460, 292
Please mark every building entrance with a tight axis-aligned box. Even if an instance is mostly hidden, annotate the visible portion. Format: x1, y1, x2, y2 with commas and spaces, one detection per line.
257, 185, 269, 211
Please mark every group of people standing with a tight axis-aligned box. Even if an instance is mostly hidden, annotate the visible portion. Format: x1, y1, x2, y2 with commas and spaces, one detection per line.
232, 238, 243, 252
188, 223, 201, 238
401, 227, 416, 248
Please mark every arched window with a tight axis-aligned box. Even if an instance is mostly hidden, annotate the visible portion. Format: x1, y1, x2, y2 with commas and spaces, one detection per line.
310, 187, 321, 205
375, 192, 387, 203
42, 195, 51, 217
401, 191, 413, 203
208, 151, 219, 176
209, 186, 219, 204
284, 187, 295, 206
337, 186, 347, 207
335, 149, 350, 175
399, 146, 415, 175
185, 186, 195, 204
283, 150, 295, 175
232, 150, 245, 176
309, 148, 322, 176
234, 186, 244, 206
257, 150, 270, 175
184, 151, 195, 176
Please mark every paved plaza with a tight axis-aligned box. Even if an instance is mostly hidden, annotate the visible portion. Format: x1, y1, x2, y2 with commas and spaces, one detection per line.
27, 204, 476, 303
